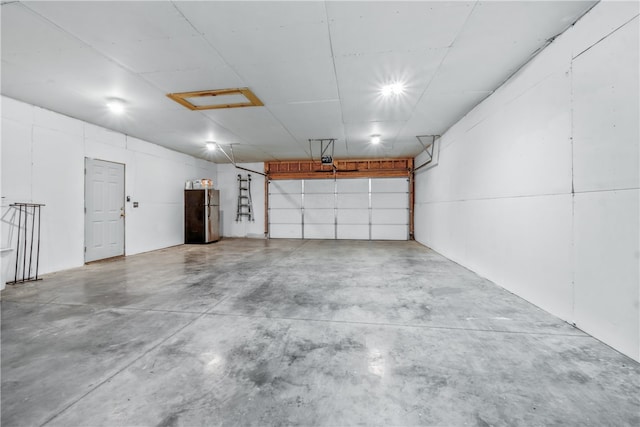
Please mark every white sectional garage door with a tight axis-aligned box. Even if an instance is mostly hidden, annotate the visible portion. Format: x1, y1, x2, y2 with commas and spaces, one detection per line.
268, 177, 409, 240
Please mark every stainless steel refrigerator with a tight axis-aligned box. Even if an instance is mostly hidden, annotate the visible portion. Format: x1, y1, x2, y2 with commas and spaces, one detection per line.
184, 189, 220, 243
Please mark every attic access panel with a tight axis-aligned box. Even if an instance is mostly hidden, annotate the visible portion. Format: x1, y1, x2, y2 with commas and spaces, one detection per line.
167, 88, 263, 110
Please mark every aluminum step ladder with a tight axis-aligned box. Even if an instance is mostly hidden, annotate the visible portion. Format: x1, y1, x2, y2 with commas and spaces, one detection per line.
236, 174, 254, 222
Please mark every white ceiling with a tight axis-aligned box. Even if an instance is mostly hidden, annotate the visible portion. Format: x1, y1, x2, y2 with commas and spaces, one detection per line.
1, 1, 596, 163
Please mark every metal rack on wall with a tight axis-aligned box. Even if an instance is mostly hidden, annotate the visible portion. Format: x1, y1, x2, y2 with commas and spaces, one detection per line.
8, 203, 44, 285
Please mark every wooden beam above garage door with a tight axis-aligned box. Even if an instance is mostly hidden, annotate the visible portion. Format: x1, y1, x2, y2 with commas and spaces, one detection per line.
265, 158, 413, 180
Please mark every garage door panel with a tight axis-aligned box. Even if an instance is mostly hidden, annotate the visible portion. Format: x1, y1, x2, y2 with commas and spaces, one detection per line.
305, 193, 334, 208
304, 224, 335, 239
270, 209, 302, 224
304, 180, 334, 193
372, 209, 408, 225
270, 224, 302, 239
337, 178, 369, 193
270, 180, 302, 194
372, 224, 408, 240
337, 224, 369, 240
372, 178, 408, 193
305, 208, 334, 224
270, 194, 302, 209
337, 193, 368, 209
337, 209, 369, 225
371, 193, 408, 208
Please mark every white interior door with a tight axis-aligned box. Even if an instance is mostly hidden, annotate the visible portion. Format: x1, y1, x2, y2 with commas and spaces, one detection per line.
85, 158, 125, 262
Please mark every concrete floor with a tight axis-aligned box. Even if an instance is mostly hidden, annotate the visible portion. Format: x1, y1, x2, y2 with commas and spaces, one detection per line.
1, 239, 638, 427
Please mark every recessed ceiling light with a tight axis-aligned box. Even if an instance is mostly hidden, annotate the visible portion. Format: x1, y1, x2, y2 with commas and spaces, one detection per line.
206, 142, 217, 151
106, 98, 126, 114
381, 83, 404, 97
371, 135, 381, 144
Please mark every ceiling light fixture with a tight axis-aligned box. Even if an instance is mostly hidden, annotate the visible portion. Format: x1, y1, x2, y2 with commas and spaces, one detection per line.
371, 135, 381, 144
106, 98, 126, 114
206, 142, 217, 151
381, 83, 404, 97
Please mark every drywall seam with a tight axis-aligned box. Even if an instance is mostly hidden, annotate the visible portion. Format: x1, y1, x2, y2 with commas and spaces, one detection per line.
570, 59, 576, 325
395, 1, 480, 144
573, 13, 640, 60
416, 187, 638, 206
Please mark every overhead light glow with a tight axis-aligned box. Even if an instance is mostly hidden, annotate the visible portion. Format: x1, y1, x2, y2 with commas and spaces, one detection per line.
206, 142, 217, 151
371, 135, 381, 144
106, 98, 126, 114
381, 83, 404, 97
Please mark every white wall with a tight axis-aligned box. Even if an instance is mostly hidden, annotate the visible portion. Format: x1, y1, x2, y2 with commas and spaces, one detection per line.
414, 2, 639, 361
216, 162, 265, 238
1, 96, 217, 281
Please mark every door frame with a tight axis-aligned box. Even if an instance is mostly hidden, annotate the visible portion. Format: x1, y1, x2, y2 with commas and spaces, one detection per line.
84, 157, 126, 263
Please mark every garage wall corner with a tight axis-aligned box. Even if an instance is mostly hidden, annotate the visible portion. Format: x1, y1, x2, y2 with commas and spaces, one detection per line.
215, 163, 266, 239
414, 2, 639, 361
1, 96, 218, 277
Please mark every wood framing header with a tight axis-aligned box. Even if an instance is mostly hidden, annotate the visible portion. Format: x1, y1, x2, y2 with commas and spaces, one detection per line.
265, 158, 413, 180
